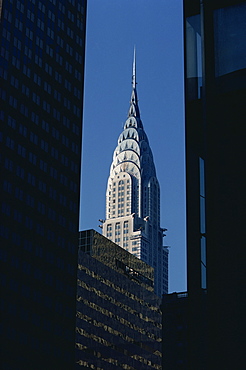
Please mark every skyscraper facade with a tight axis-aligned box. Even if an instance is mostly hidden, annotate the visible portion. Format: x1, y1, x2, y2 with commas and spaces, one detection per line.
0, 0, 87, 368
102, 52, 168, 296
76, 230, 162, 369
184, 0, 246, 368
161, 292, 188, 369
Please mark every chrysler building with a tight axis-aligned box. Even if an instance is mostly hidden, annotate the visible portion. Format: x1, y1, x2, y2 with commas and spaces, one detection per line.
102, 51, 168, 296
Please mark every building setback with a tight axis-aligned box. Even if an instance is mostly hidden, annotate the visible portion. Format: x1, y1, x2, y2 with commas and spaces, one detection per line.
102, 51, 168, 296
76, 230, 162, 370
0, 1, 87, 368
184, 0, 246, 368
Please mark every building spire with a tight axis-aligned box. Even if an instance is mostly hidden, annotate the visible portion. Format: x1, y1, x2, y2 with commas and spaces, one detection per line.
128, 47, 141, 119
132, 46, 136, 89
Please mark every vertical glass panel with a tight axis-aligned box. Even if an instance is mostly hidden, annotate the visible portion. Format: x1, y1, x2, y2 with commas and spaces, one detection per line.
214, 4, 246, 77
199, 157, 205, 197
201, 236, 206, 266
201, 263, 207, 289
186, 14, 202, 100
199, 157, 206, 234
200, 197, 206, 234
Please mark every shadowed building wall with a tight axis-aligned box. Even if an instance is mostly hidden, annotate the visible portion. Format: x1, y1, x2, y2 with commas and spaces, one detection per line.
184, 0, 246, 368
0, 1, 87, 368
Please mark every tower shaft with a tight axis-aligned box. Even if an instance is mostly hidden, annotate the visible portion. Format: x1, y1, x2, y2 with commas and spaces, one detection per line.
102, 52, 168, 296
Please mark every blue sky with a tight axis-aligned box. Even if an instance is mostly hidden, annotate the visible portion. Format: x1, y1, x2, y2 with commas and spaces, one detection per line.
79, 0, 186, 293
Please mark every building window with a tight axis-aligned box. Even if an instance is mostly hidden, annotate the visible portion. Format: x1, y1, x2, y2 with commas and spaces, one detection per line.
34, 73, 41, 86
31, 112, 39, 125
30, 132, 38, 145
42, 120, 49, 132
186, 14, 202, 100
23, 65, 31, 77
10, 76, 19, 88
214, 4, 246, 77
6, 136, 14, 150
57, 35, 64, 47
41, 139, 48, 152
55, 71, 62, 84
27, 173, 35, 186
17, 144, 26, 158
9, 95, 17, 108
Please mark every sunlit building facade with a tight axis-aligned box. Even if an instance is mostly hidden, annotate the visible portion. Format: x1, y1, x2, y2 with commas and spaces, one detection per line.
102, 52, 168, 296
76, 230, 162, 369
0, 0, 87, 368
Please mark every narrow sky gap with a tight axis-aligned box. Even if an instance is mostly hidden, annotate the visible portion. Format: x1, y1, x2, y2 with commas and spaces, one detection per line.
80, 1, 186, 293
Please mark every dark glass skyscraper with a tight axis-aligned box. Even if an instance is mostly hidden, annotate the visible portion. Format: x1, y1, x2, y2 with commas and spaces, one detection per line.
184, 0, 246, 368
0, 1, 87, 368
76, 230, 162, 370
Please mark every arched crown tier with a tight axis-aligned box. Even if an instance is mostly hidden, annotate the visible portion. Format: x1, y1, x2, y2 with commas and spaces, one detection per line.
106, 49, 158, 215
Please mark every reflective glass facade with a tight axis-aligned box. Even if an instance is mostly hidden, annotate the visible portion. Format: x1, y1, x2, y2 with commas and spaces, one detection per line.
0, 1, 87, 368
184, 0, 246, 368
77, 230, 162, 369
